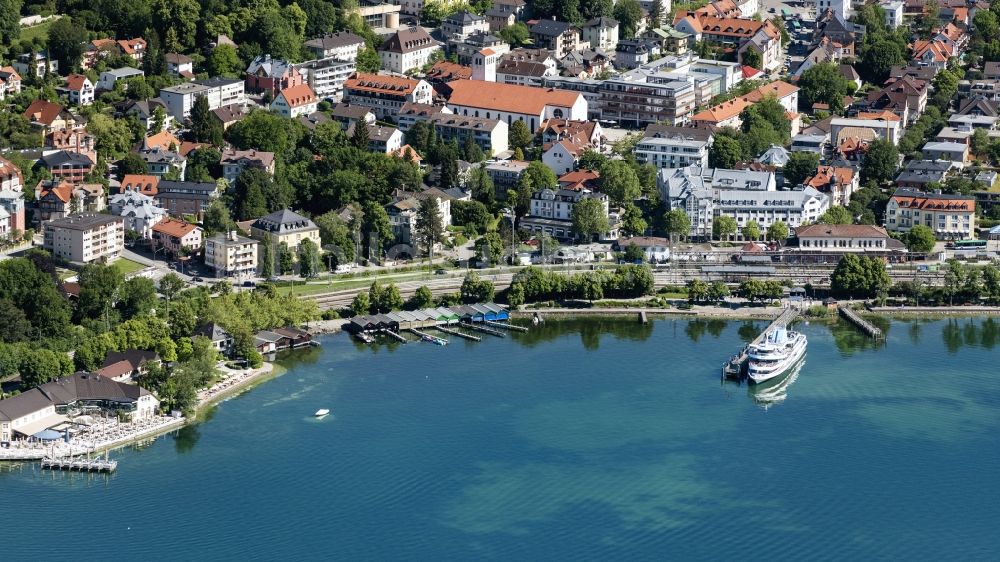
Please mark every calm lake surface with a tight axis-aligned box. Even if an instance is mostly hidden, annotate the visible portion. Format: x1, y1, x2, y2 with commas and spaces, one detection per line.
4, 316, 999, 561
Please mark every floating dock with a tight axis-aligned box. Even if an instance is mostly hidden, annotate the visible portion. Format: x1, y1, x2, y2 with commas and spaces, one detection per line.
461, 322, 506, 338
354, 332, 375, 344
484, 320, 528, 332
838, 307, 884, 340
380, 329, 408, 343
408, 328, 448, 345
722, 307, 800, 380
434, 325, 481, 341
41, 457, 117, 473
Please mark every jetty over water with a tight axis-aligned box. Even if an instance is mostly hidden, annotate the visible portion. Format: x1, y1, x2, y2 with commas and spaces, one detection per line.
347, 303, 519, 343
41, 457, 117, 473
839, 307, 884, 340
722, 307, 800, 379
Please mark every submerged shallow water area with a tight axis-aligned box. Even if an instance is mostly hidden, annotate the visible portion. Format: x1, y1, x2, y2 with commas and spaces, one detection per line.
4, 316, 999, 560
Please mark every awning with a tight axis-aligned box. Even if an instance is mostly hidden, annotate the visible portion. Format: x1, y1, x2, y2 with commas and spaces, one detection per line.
12, 413, 70, 437
32, 429, 64, 441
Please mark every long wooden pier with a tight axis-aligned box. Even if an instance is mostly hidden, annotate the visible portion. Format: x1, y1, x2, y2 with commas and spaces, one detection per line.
41, 457, 117, 473
722, 307, 800, 379
484, 320, 528, 332
435, 325, 481, 341
380, 329, 408, 343
461, 322, 506, 337
839, 307, 884, 340
408, 328, 448, 345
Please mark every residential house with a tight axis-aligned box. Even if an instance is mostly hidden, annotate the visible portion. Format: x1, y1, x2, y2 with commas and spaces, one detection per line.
139, 147, 186, 180
559, 48, 613, 79
615, 40, 656, 70
921, 141, 970, 167
442, 11, 490, 41
40, 151, 94, 184
444, 80, 588, 131
154, 180, 220, 218
485, 0, 526, 31
331, 103, 378, 129
453, 32, 510, 66
343, 74, 434, 120
250, 209, 321, 265
895, 159, 953, 189
83, 38, 119, 69
385, 187, 456, 246
0, 188, 25, 236
35, 180, 75, 222
379, 27, 442, 74
910, 39, 954, 71
73, 183, 106, 213
193, 323, 234, 355
43, 213, 124, 264
109, 188, 167, 238
211, 104, 248, 130
245, 55, 304, 98
13, 52, 57, 79
23, 99, 68, 133
409, 111, 509, 156
885, 188, 975, 239
165, 53, 194, 79
98, 350, 160, 383
0, 156, 23, 192
119, 174, 158, 195
117, 38, 147, 62
427, 60, 473, 84
0, 66, 21, 100
815, 0, 849, 20
529, 20, 581, 58
582, 17, 620, 51
642, 26, 691, 56
221, 150, 276, 185
270, 84, 318, 118
58, 74, 94, 106
304, 32, 366, 61
97, 67, 145, 92
542, 137, 591, 175
366, 125, 404, 153
881, 0, 905, 28
118, 99, 172, 132
495, 58, 559, 86
204, 232, 259, 279
802, 166, 858, 207
540, 119, 602, 147
691, 80, 799, 128
151, 218, 203, 257
634, 125, 712, 169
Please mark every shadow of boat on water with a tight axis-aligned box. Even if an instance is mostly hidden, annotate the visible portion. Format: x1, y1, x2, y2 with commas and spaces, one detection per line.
748, 356, 805, 410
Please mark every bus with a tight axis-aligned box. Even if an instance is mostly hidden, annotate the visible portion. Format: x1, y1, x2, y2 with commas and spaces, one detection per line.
951, 239, 987, 249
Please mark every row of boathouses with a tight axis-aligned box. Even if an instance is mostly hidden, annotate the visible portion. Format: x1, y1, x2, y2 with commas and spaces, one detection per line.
348, 304, 510, 334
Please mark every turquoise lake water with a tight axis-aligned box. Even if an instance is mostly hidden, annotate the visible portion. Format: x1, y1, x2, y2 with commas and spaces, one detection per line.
3, 316, 999, 560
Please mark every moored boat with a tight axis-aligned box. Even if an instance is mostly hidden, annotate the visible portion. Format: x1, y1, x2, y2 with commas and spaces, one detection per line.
314, 409, 330, 418
747, 327, 807, 385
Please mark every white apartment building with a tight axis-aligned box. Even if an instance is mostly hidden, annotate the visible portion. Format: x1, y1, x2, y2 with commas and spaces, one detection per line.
442, 12, 490, 40
159, 78, 246, 121
635, 127, 712, 169
205, 231, 259, 278
521, 188, 617, 241
379, 27, 442, 74
885, 188, 976, 240
296, 58, 355, 101
659, 166, 826, 240
44, 213, 125, 263
815, 0, 849, 20
881, 1, 905, 28
830, 117, 902, 146
582, 17, 620, 51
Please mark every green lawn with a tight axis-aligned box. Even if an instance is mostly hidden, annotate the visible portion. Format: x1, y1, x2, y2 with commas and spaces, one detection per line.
113, 258, 147, 275
20, 19, 56, 43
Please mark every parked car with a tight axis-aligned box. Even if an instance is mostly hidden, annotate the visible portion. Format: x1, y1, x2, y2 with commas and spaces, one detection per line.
243, 281, 256, 287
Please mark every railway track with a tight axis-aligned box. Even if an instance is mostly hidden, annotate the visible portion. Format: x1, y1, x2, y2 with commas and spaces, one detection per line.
304, 265, 946, 310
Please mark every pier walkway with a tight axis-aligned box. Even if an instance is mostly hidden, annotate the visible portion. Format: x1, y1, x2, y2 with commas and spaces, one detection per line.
434, 325, 481, 341
41, 457, 117, 473
722, 307, 800, 379
839, 307, 884, 340
484, 320, 528, 332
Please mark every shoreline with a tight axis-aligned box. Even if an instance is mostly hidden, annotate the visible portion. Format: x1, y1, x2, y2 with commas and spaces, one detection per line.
511, 305, 797, 321
195, 361, 285, 415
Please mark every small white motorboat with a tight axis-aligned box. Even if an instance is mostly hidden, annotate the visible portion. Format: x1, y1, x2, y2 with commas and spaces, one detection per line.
314, 409, 330, 418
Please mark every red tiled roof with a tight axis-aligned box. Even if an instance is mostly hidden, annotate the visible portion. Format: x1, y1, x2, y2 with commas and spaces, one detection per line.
23, 99, 63, 125
445, 80, 581, 115
65, 74, 89, 91
152, 217, 199, 238
345, 73, 422, 96
278, 84, 317, 107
